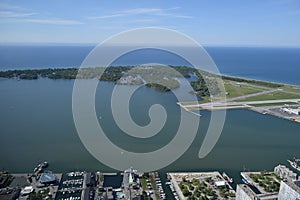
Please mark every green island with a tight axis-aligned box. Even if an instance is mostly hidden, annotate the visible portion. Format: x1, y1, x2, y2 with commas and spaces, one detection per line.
0, 66, 194, 92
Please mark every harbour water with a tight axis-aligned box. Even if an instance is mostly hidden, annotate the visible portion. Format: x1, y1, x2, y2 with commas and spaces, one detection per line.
0, 78, 300, 173
0, 46, 300, 194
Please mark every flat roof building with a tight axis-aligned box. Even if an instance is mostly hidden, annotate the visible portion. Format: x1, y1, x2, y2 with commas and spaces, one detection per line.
20, 186, 34, 196
214, 180, 227, 187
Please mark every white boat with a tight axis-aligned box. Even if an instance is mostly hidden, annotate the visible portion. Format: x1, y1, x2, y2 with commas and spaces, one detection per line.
288, 159, 300, 171
222, 172, 234, 183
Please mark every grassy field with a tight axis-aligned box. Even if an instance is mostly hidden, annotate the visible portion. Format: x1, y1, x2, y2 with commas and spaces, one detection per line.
249, 172, 281, 193
224, 81, 265, 98
280, 85, 300, 94
179, 74, 300, 106
237, 91, 300, 102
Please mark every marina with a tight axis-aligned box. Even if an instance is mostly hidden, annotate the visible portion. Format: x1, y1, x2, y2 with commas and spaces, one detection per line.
55, 172, 84, 200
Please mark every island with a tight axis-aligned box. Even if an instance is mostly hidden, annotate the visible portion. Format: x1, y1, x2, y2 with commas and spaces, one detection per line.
0, 66, 193, 92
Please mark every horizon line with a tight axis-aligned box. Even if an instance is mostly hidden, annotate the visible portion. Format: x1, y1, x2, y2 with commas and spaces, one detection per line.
0, 42, 300, 48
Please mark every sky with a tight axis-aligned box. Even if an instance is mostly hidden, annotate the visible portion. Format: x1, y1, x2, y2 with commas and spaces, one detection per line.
0, 0, 300, 46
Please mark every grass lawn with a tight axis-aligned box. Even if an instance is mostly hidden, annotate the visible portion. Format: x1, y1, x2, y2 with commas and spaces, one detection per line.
224, 82, 265, 98
249, 172, 281, 193
280, 85, 300, 94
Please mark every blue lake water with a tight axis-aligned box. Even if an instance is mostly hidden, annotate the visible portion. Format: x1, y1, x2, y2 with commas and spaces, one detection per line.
1, 45, 300, 85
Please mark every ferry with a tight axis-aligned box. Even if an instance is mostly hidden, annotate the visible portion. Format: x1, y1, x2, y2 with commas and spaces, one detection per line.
41, 161, 48, 168
33, 161, 48, 173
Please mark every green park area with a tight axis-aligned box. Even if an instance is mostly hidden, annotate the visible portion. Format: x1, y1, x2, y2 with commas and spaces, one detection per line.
249, 171, 281, 193
280, 85, 300, 93
179, 177, 235, 200
223, 81, 265, 98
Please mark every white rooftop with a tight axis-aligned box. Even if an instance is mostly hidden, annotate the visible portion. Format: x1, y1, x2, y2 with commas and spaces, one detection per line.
21, 186, 34, 195
215, 181, 227, 187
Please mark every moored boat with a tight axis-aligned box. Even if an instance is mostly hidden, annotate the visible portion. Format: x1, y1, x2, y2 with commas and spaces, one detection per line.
288, 158, 300, 171
222, 172, 234, 183
34, 161, 48, 174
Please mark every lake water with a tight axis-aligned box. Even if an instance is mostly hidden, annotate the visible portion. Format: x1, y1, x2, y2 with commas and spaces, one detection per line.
1, 45, 300, 84
1, 78, 300, 187
0, 46, 300, 197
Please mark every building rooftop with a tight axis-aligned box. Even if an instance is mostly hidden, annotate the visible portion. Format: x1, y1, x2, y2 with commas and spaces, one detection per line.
122, 167, 137, 188
215, 180, 227, 187
20, 186, 34, 195
39, 171, 56, 184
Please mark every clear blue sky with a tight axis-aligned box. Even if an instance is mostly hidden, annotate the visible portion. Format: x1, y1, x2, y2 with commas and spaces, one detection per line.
0, 0, 300, 46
